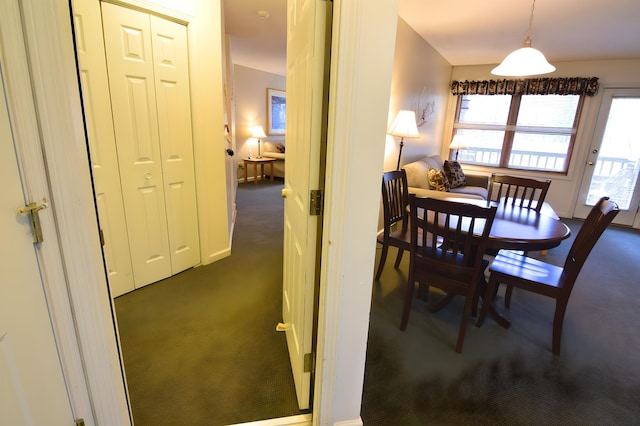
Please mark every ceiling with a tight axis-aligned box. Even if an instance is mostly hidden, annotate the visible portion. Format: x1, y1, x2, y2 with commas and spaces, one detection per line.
223, 0, 640, 75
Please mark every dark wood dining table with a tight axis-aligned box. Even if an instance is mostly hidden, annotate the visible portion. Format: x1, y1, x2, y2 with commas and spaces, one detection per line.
414, 195, 572, 328
429, 196, 572, 251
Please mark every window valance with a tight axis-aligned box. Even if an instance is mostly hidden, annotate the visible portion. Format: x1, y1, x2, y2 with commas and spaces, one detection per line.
450, 77, 599, 96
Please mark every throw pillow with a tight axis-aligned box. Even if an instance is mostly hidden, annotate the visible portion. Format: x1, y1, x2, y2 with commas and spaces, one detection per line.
427, 168, 450, 192
444, 160, 466, 189
276, 143, 286, 153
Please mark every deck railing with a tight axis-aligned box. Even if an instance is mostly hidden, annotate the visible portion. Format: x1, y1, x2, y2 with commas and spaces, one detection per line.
458, 148, 638, 207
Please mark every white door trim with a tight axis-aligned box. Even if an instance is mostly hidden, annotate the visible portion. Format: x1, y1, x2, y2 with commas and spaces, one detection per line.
314, 1, 399, 424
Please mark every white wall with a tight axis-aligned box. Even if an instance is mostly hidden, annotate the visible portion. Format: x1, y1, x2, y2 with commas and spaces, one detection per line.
447, 59, 640, 219
232, 64, 286, 176
385, 18, 453, 171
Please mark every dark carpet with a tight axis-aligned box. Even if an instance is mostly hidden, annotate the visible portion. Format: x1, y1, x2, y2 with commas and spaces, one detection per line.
363, 219, 640, 425
114, 181, 306, 426
114, 185, 640, 425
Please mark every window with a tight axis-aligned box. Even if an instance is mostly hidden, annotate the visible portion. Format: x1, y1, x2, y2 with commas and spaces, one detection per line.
453, 94, 584, 173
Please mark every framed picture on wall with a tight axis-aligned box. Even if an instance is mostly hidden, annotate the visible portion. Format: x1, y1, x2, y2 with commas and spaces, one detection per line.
267, 88, 286, 135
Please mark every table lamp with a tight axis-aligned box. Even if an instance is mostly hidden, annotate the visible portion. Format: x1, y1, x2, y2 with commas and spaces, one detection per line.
252, 125, 267, 158
450, 134, 469, 161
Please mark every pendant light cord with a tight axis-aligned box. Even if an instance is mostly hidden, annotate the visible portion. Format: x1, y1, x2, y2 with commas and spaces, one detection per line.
526, 0, 536, 40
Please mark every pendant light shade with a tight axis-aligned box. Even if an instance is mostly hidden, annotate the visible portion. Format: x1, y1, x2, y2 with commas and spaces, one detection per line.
491, 0, 555, 77
491, 37, 556, 77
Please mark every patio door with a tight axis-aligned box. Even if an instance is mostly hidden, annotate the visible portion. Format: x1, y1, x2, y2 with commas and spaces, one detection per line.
574, 88, 640, 227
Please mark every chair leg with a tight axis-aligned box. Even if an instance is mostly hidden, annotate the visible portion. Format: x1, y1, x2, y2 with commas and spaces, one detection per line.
552, 299, 569, 356
455, 296, 474, 353
504, 285, 514, 308
476, 275, 498, 327
375, 242, 389, 280
473, 269, 488, 317
393, 249, 404, 268
400, 280, 416, 331
492, 283, 500, 300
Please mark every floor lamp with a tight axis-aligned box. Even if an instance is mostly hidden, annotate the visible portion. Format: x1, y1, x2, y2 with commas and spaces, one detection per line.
388, 110, 419, 170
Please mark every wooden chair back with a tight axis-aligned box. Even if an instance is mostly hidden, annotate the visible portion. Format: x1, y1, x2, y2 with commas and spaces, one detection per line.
401, 195, 497, 353
482, 196, 619, 355
375, 170, 411, 280
381, 170, 409, 235
561, 196, 620, 295
488, 173, 551, 213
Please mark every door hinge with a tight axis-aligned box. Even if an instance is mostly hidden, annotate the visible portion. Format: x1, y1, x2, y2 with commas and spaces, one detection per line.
99, 228, 105, 246
304, 352, 315, 373
75, 419, 85, 426
309, 190, 323, 216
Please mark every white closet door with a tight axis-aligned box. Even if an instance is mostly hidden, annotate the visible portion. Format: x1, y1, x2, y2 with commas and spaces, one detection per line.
71, 0, 134, 296
102, 3, 172, 287
151, 16, 201, 273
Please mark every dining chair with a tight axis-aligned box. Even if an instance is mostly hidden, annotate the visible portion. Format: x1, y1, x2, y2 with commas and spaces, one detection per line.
375, 170, 411, 280
400, 195, 497, 353
488, 173, 552, 213
478, 196, 619, 355
487, 173, 553, 303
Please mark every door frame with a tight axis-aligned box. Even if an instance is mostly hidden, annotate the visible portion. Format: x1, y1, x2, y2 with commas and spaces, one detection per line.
18, 1, 400, 425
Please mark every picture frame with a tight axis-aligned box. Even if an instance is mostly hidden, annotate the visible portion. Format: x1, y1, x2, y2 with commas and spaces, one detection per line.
267, 88, 286, 135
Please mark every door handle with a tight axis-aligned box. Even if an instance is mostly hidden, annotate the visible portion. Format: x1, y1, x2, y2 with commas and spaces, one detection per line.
282, 188, 289, 198
588, 161, 594, 166
17, 202, 47, 243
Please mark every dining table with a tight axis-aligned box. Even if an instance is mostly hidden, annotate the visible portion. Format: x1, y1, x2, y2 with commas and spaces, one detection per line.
414, 195, 572, 328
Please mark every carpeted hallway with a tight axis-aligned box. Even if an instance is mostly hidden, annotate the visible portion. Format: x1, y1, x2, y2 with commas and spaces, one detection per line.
114, 181, 306, 426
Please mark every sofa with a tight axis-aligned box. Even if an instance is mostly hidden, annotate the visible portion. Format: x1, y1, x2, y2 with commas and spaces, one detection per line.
402, 155, 489, 200
261, 141, 286, 178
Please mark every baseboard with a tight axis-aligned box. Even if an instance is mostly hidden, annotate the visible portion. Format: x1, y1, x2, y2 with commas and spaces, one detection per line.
207, 247, 231, 264
228, 414, 312, 426
334, 417, 363, 426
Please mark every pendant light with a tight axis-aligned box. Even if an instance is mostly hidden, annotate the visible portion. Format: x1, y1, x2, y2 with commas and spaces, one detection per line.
491, 0, 555, 77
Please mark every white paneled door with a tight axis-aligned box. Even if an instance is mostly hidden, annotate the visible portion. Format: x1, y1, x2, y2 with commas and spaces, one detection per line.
0, 38, 73, 426
100, 2, 200, 290
282, 0, 331, 410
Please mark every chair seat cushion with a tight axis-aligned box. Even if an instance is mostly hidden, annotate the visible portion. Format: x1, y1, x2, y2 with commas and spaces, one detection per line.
489, 249, 563, 289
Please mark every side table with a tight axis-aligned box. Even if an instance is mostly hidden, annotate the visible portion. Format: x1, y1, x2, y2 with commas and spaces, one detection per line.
243, 157, 277, 185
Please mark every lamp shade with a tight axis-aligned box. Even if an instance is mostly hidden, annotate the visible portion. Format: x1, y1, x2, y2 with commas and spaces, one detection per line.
450, 134, 469, 150
388, 110, 419, 138
491, 38, 556, 77
252, 125, 267, 139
